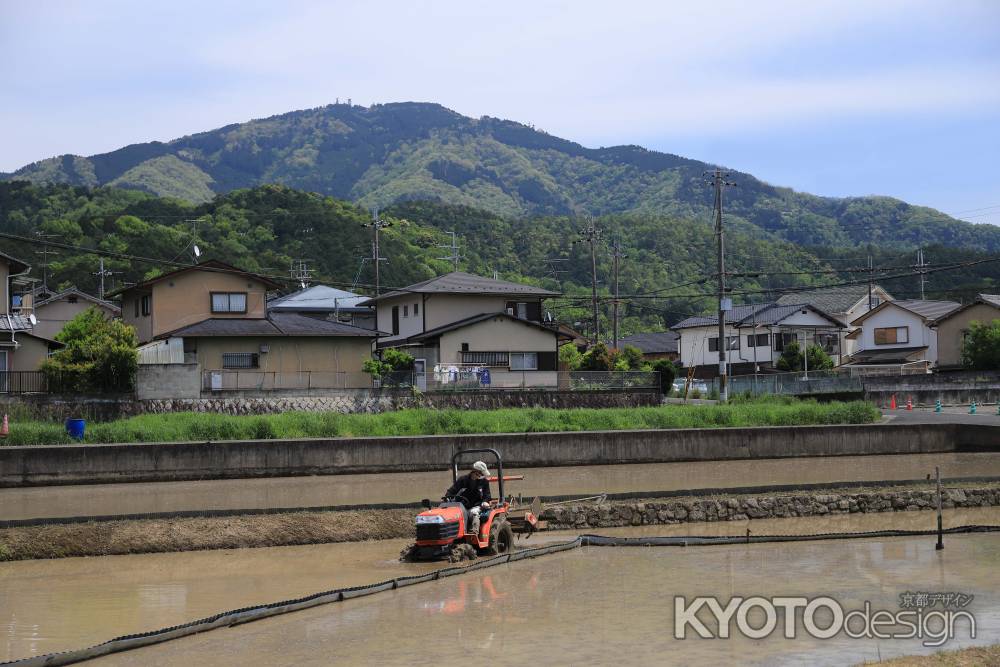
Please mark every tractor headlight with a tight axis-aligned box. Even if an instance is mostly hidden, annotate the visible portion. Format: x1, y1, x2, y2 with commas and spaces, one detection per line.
415, 515, 445, 525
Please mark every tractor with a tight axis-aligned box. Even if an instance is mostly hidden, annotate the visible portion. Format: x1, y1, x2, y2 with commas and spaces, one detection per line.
401, 448, 537, 562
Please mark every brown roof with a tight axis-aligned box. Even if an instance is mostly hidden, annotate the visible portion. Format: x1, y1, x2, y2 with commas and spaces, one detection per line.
0, 250, 30, 275
158, 312, 380, 339
106, 260, 282, 297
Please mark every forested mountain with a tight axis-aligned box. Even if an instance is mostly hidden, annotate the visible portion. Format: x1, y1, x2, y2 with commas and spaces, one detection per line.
6, 102, 999, 253
2, 182, 997, 336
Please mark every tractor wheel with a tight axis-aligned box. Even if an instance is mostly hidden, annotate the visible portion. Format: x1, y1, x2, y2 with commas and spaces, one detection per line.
399, 543, 418, 562
486, 520, 514, 556
448, 543, 477, 563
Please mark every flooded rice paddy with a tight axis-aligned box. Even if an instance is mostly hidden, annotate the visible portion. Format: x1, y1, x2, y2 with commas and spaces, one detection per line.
3, 507, 999, 663
3, 452, 997, 521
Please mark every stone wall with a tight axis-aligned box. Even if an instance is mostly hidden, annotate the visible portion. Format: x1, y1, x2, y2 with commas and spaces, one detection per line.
0, 389, 660, 421
541, 486, 1000, 529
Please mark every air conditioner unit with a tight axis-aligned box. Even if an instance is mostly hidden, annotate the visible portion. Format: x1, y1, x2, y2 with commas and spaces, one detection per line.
259, 344, 270, 353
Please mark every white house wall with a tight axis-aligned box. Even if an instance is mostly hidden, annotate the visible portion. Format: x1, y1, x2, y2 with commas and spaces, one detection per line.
856, 305, 937, 362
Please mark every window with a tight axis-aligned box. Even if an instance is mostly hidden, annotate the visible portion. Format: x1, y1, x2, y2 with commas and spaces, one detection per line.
816, 332, 840, 355
708, 336, 739, 352
222, 352, 259, 369
747, 333, 770, 348
211, 292, 247, 313
773, 333, 797, 352
516, 302, 528, 319
391, 306, 399, 335
140, 295, 151, 316
67, 295, 78, 304
414, 302, 419, 316
461, 343, 469, 352
134, 298, 139, 318
510, 352, 538, 370
874, 326, 908, 345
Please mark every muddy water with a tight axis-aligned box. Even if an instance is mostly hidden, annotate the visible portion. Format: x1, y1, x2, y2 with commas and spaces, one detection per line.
4, 452, 998, 521
3, 507, 1000, 662
89, 533, 1000, 666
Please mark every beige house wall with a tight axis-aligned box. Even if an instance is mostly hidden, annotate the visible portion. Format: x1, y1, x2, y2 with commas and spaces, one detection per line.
437, 316, 558, 365
193, 336, 372, 373
122, 291, 153, 343
33, 299, 118, 340
0, 262, 9, 315
9, 335, 51, 371
936, 304, 1000, 368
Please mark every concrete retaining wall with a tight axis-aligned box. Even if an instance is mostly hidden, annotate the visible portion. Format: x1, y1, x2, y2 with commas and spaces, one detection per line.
1, 422, 993, 487
864, 369, 1000, 407
136, 363, 200, 400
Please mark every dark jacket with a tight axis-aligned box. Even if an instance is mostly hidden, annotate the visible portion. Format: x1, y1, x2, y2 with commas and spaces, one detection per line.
445, 473, 491, 509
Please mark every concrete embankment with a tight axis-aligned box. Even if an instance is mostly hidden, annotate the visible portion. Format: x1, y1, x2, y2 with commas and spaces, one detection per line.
2, 422, 996, 487
3, 483, 997, 561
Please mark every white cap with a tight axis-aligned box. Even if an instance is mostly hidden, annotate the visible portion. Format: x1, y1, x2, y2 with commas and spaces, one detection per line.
472, 461, 490, 477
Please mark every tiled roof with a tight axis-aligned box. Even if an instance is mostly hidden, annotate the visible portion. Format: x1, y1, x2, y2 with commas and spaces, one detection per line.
0, 314, 34, 332
362, 272, 560, 303
890, 299, 961, 321
0, 250, 30, 275
269, 285, 371, 312
402, 311, 564, 344
672, 303, 845, 330
980, 294, 1000, 307
106, 260, 281, 297
775, 284, 890, 314
160, 312, 379, 338
619, 332, 679, 354
34, 286, 121, 313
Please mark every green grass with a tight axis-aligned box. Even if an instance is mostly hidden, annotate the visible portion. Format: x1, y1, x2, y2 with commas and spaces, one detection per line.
1, 399, 881, 446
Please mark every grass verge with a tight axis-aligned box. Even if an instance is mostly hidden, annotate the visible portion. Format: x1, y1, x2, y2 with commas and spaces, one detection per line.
859, 644, 1000, 666
1, 397, 881, 445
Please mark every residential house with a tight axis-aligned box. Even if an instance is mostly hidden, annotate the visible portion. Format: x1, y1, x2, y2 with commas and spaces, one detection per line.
618, 332, 679, 362
110, 260, 378, 391
361, 272, 566, 387
931, 294, 1000, 369
846, 299, 960, 371
672, 303, 847, 377
268, 285, 376, 330
0, 251, 61, 376
17, 286, 120, 340
776, 284, 893, 359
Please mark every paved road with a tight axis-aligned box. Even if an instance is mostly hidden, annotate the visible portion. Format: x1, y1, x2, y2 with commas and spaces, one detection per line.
883, 405, 1000, 425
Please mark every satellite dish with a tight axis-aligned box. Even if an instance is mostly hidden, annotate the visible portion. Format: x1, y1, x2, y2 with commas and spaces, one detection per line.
29, 313, 37, 326
193, 245, 202, 258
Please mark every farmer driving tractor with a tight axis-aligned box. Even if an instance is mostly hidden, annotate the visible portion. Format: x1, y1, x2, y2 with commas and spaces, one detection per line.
444, 460, 492, 536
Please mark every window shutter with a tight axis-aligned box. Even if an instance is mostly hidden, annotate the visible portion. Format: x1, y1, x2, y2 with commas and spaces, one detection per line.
537, 351, 557, 371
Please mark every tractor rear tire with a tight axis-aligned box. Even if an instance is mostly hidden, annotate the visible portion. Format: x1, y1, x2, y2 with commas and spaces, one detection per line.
486, 520, 514, 556
449, 543, 477, 562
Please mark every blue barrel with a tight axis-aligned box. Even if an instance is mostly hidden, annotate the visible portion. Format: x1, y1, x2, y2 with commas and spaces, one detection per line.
65, 418, 86, 440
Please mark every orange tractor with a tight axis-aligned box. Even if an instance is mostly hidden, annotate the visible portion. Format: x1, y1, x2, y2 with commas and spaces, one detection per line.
402, 448, 538, 562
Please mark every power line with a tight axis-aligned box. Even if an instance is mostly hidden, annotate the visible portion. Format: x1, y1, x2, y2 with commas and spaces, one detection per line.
435, 231, 462, 271
572, 220, 603, 344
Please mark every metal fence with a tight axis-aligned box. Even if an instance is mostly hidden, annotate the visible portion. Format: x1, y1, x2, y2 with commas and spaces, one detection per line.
200, 370, 660, 393
0, 371, 52, 394
712, 369, 863, 397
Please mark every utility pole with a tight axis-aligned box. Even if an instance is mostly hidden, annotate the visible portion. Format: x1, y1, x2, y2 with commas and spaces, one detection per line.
708, 168, 736, 403
574, 221, 603, 345
867, 247, 875, 310
91, 257, 118, 301
914, 248, 929, 300
436, 231, 461, 271
611, 234, 624, 349
363, 208, 391, 295
34, 232, 60, 291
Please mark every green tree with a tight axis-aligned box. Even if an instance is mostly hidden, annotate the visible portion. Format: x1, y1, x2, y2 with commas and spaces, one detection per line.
961, 319, 1000, 370
363, 348, 416, 386
580, 342, 614, 371
558, 343, 583, 370
41, 307, 138, 392
650, 359, 677, 395
619, 345, 645, 370
805, 344, 834, 371
775, 340, 803, 372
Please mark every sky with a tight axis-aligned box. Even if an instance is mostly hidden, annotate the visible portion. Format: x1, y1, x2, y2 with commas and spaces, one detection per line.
2, 0, 999, 222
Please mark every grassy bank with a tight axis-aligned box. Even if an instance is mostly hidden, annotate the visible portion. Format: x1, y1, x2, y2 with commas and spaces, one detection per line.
1, 398, 881, 446
859, 644, 1000, 666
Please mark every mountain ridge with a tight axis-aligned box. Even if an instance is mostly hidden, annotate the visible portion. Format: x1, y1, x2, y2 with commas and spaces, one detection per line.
6, 101, 1000, 253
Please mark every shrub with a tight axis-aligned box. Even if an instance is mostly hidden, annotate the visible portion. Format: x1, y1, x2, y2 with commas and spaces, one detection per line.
650, 359, 677, 395
41, 307, 138, 393
961, 319, 1000, 370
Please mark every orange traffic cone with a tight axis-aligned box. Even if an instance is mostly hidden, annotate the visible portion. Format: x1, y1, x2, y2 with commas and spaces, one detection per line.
0, 414, 8, 439
906, 396, 913, 411
890, 394, 897, 410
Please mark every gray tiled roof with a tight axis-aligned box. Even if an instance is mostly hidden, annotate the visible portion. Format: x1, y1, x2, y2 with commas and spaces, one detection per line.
672, 303, 846, 330
269, 285, 371, 312
34, 286, 121, 313
161, 312, 379, 338
0, 314, 34, 332
0, 250, 30, 275
619, 331, 679, 354
980, 294, 1000, 307
362, 272, 560, 303
775, 285, 885, 314
891, 299, 961, 321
